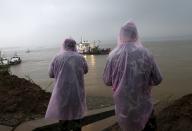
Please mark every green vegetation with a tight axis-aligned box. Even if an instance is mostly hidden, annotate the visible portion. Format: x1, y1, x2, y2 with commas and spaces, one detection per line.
0, 65, 10, 72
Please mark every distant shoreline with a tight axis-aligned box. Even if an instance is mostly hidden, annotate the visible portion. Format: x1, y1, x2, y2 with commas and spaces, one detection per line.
1, 39, 192, 50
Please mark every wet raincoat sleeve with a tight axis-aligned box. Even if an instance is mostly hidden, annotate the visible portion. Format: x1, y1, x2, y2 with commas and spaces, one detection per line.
82, 57, 88, 74
150, 55, 163, 86
48, 58, 55, 78
103, 59, 112, 86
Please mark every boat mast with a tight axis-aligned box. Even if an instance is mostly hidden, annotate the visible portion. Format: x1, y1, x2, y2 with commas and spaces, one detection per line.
81, 36, 83, 43
14, 51, 18, 56
0, 51, 1, 62
0, 50, 2, 62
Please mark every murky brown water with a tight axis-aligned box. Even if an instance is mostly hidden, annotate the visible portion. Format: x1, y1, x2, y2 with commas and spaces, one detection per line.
9, 41, 192, 102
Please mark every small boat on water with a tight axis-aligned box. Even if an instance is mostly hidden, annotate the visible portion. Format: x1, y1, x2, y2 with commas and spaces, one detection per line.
0, 58, 9, 71
25, 49, 30, 53
0, 58, 9, 66
0, 51, 22, 66
9, 56, 22, 65
77, 38, 111, 55
9, 52, 22, 65
0, 51, 9, 66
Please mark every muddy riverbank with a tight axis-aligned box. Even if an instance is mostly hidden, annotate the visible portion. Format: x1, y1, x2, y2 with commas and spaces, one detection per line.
0, 70, 113, 127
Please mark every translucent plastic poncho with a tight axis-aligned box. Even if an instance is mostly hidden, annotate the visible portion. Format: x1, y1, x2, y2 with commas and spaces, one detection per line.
103, 21, 162, 131
45, 39, 88, 120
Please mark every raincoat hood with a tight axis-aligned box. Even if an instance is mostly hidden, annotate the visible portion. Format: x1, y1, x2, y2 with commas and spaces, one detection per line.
60, 38, 77, 52
118, 21, 143, 48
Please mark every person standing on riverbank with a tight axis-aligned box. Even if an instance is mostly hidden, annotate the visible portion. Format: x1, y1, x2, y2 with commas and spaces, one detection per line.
103, 21, 162, 131
45, 38, 88, 131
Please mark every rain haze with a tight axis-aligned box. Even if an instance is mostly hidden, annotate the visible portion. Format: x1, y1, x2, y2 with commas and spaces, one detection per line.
1, 1, 192, 130
0, 0, 192, 48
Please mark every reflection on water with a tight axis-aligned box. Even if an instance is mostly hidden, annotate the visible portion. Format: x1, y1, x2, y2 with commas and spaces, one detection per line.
83, 54, 112, 97
84, 55, 96, 66
90, 55, 96, 66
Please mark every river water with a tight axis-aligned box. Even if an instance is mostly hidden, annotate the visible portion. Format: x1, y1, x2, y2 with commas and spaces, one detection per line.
6, 40, 192, 102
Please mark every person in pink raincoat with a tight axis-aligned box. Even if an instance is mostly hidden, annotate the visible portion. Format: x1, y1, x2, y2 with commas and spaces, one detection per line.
45, 38, 88, 131
103, 21, 162, 131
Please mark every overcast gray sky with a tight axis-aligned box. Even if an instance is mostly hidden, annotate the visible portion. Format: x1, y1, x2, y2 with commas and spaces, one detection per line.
0, 0, 192, 48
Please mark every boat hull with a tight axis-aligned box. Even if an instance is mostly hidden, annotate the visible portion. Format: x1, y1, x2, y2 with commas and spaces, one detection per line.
9, 60, 22, 65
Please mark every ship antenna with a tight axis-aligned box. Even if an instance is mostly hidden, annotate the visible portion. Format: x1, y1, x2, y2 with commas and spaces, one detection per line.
81, 36, 83, 43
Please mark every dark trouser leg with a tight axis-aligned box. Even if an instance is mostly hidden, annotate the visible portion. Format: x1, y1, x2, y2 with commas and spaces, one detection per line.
59, 120, 69, 131
143, 110, 157, 131
71, 120, 81, 131
59, 119, 82, 131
